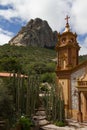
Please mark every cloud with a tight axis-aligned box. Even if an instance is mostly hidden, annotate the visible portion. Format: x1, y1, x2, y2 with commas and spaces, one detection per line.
79, 36, 87, 55
0, 0, 87, 34
0, 28, 13, 44
70, 0, 87, 35
0, 0, 87, 54
79, 45, 87, 56
0, 0, 72, 31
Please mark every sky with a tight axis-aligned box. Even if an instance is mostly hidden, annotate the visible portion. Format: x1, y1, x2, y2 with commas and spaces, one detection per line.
0, 0, 87, 55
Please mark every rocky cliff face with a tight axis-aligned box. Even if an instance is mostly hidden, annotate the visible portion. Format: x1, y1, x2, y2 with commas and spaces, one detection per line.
9, 18, 57, 47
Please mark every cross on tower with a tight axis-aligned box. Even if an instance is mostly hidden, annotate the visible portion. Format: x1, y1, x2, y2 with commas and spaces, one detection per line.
65, 15, 70, 24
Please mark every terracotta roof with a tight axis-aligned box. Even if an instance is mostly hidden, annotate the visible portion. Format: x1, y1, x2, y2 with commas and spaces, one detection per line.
0, 72, 28, 78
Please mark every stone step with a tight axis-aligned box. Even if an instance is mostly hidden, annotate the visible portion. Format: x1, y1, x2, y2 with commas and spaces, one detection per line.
36, 110, 46, 116
38, 119, 49, 126
33, 116, 46, 120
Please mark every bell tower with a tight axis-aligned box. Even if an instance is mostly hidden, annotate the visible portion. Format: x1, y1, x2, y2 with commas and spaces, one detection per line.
56, 15, 80, 70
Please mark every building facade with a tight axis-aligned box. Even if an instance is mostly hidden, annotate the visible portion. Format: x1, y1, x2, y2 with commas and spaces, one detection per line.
56, 16, 87, 122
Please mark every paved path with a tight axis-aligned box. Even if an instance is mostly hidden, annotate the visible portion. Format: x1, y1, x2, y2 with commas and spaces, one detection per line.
42, 119, 87, 130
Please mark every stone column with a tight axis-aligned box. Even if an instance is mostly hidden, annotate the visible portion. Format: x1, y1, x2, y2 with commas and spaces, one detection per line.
84, 94, 87, 121
77, 91, 83, 122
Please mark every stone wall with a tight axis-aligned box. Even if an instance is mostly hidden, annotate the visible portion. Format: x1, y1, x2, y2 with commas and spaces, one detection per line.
71, 67, 85, 110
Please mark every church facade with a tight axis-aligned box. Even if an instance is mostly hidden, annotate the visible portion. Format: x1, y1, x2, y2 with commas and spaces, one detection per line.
56, 16, 87, 122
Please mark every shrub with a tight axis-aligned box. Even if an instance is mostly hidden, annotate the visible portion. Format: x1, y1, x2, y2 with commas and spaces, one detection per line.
46, 62, 56, 72
40, 84, 49, 92
0, 78, 15, 124
41, 72, 56, 83
54, 121, 66, 127
17, 116, 34, 130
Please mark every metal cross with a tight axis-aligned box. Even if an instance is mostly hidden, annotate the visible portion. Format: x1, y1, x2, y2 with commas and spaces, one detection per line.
65, 15, 70, 23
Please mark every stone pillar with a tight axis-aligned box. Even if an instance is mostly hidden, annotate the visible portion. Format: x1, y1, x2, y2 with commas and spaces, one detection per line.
84, 94, 87, 121
77, 91, 83, 122
65, 104, 69, 119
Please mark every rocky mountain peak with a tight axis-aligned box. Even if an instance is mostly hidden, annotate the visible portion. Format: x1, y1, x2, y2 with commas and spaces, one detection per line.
9, 18, 57, 47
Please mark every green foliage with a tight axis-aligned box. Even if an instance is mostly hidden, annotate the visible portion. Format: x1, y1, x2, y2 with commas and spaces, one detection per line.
26, 75, 40, 116
0, 44, 57, 127
0, 78, 15, 123
0, 44, 56, 74
79, 55, 87, 63
0, 73, 40, 128
43, 83, 65, 122
54, 121, 66, 127
40, 84, 49, 92
0, 44, 87, 74
17, 116, 33, 130
29, 62, 47, 74
0, 57, 22, 72
46, 62, 56, 72
41, 72, 56, 83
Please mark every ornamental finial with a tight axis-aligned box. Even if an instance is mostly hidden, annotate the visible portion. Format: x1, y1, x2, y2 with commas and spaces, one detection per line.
65, 15, 70, 24
64, 15, 70, 32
